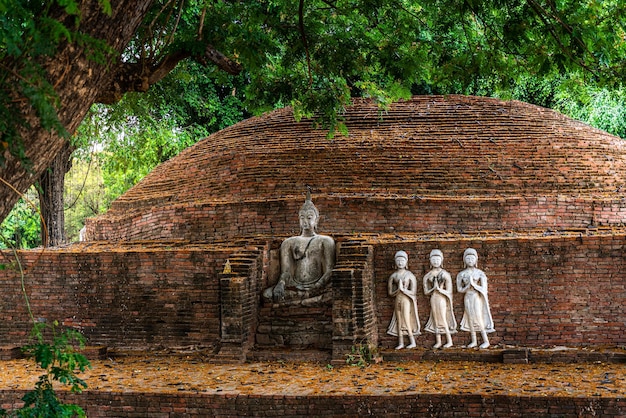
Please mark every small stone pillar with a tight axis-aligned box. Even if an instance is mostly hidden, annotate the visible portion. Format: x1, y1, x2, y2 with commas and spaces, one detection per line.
331, 243, 378, 364
215, 251, 262, 363
217, 274, 250, 362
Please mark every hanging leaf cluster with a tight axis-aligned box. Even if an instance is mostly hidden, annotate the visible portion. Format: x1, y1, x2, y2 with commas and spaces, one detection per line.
139, 0, 626, 131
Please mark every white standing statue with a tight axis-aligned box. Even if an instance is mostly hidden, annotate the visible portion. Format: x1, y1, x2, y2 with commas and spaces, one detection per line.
423, 249, 457, 349
456, 248, 495, 349
387, 251, 420, 349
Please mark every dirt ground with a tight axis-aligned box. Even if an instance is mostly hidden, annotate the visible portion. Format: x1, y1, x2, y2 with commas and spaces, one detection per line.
0, 353, 624, 398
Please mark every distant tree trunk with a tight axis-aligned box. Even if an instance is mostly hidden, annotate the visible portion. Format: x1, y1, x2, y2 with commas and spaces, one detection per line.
0, 0, 154, 223
38, 143, 74, 246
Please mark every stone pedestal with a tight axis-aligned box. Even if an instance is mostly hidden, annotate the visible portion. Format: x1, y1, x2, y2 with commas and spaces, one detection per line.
256, 303, 333, 349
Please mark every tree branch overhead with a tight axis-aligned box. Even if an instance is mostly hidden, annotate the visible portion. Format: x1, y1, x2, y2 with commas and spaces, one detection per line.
96, 44, 242, 105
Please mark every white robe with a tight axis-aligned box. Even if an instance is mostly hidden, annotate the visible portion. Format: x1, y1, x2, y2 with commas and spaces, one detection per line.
387, 271, 421, 336
457, 269, 495, 333
423, 270, 457, 334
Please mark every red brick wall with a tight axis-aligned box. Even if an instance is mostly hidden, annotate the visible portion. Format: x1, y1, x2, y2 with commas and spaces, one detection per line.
374, 234, 626, 349
86, 195, 626, 242
0, 244, 232, 349
0, 234, 624, 351
217, 246, 265, 361
0, 390, 624, 417
332, 243, 379, 359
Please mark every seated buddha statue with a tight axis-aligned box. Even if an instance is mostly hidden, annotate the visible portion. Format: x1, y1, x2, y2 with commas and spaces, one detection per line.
263, 191, 335, 304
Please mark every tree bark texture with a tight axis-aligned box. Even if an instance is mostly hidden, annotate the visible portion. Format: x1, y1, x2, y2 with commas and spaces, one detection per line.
0, 0, 154, 223
38, 142, 74, 247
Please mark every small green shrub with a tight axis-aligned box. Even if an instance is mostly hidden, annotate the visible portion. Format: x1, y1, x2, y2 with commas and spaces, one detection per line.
1, 321, 91, 418
345, 342, 380, 368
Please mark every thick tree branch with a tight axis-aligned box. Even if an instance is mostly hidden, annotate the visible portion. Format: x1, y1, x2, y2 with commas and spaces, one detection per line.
196, 44, 243, 75
149, 50, 191, 84
95, 44, 242, 104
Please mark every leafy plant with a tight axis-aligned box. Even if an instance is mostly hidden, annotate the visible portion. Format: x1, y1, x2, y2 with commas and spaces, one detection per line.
555, 84, 626, 139
5, 321, 91, 418
345, 342, 380, 368
0, 190, 42, 249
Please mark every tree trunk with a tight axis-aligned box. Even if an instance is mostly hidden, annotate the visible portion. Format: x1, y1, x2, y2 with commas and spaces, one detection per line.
0, 0, 154, 222
38, 143, 74, 247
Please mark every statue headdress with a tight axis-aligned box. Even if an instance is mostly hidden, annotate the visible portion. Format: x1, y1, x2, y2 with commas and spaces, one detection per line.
394, 250, 408, 260
429, 249, 443, 259
463, 248, 478, 258
299, 187, 319, 218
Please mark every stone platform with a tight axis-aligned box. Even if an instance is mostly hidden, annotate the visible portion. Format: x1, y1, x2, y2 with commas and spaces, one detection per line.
248, 345, 626, 365
0, 351, 625, 417
255, 303, 333, 349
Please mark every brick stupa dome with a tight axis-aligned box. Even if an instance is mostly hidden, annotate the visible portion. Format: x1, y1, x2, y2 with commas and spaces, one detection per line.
86, 95, 626, 242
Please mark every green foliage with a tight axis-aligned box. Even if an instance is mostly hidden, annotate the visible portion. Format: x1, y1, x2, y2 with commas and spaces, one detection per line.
345, 342, 379, 368
3, 0, 626, 172
497, 75, 563, 109
1, 321, 91, 418
554, 84, 626, 139
64, 156, 109, 242
229, 0, 430, 126
73, 60, 248, 201
0, 188, 41, 249
168, 0, 626, 132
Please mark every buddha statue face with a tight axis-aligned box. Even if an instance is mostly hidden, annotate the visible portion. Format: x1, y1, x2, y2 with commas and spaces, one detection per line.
463, 249, 478, 267
298, 192, 319, 234
395, 255, 408, 269
299, 209, 318, 233
430, 254, 443, 268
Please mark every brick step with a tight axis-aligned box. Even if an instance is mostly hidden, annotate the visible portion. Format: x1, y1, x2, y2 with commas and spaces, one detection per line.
0, 346, 22, 360
248, 348, 331, 363
381, 347, 626, 364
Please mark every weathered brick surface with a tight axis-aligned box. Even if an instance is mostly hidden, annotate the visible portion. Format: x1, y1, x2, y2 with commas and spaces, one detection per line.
0, 390, 624, 417
85, 195, 626, 242
374, 233, 626, 349
256, 303, 334, 349
0, 242, 234, 349
331, 242, 378, 360
85, 95, 626, 241
216, 246, 265, 362
0, 232, 624, 352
